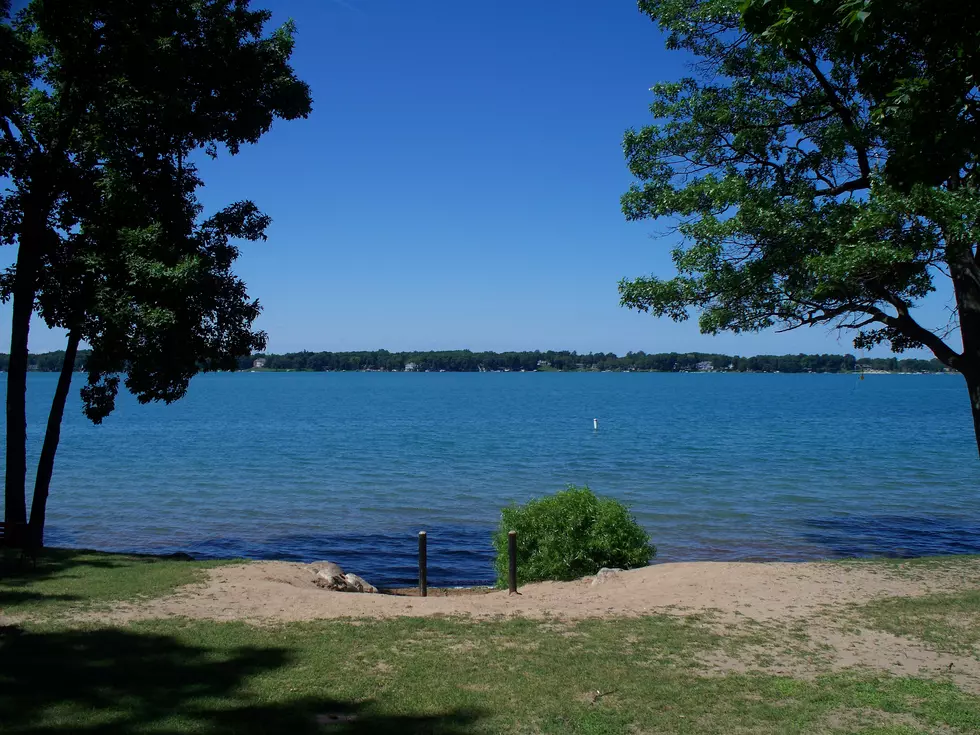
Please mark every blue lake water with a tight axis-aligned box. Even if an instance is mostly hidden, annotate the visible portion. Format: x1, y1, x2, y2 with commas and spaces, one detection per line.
5, 372, 980, 586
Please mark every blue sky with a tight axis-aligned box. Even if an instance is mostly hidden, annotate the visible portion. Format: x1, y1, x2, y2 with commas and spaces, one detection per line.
1, 0, 955, 356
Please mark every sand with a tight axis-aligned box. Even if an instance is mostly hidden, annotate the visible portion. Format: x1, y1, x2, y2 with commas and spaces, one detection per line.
86, 557, 980, 624
20, 557, 980, 690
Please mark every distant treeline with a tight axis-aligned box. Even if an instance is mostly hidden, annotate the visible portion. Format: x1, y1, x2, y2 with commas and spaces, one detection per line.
236, 350, 946, 374
0, 349, 946, 374
0, 350, 91, 372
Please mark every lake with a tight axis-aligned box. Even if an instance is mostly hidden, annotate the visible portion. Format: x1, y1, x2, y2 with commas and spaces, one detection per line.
6, 372, 980, 586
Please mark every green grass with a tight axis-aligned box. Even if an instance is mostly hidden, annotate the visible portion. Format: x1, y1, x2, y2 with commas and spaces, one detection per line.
5, 550, 980, 733
855, 590, 980, 654
833, 555, 980, 576
0, 548, 229, 617
2, 615, 979, 734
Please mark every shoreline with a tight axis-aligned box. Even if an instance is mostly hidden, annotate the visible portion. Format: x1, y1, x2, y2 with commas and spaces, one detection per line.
37, 553, 979, 625
5, 369, 951, 376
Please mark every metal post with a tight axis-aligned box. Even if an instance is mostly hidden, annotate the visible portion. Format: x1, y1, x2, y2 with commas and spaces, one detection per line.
418, 531, 427, 597
508, 530, 518, 594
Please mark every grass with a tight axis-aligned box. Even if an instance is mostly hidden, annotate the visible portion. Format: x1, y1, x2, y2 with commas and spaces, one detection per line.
4, 616, 980, 734
0, 548, 229, 618
833, 555, 980, 578
856, 590, 980, 654
4, 550, 980, 733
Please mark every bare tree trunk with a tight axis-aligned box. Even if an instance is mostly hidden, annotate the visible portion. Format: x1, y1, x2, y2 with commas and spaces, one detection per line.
947, 237, 980, 457
28, 330, 80, 547
966, 373, 980, 459
4, 238, 40, 527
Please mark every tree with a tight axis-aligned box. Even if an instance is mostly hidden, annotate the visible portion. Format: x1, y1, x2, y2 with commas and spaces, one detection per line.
619, 0, 980, 453
740, 0, 980, 192
0, 0, 312, 539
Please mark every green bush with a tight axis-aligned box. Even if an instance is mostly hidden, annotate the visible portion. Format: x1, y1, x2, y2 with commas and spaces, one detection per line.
492, 486, 656, 587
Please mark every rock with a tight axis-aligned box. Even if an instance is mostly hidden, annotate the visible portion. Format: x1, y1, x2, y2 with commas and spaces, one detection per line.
310, 561, 345, 579
590, 567, 623, 586
309, 562, 377, 593
164, 552, 195, 561
313, 569, 348, 591
343, 573, 378, 594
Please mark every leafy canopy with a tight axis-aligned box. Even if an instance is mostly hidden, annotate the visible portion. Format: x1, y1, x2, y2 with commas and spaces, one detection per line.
620, 0, 978, 374
0, 0, 312, 421
741, 0, 980, 191
493, 486, 655, 586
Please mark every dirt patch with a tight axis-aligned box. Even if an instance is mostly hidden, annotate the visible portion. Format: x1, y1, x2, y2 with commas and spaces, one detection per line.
31, 558, 980, 690
693, 614, 980, 693
55, 558, 980, 625
383, 587, 494, 597
458, 683, 492, 693
822, 707, 955, 734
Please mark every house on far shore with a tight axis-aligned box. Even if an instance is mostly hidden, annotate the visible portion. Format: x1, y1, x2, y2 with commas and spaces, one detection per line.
537, 360, 550, 368
252, 358, 267, 369
696, 360, 714, 372
404, 362, 418, 372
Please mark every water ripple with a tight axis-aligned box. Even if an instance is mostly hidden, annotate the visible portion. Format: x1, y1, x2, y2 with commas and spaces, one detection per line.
10, 372, 980, 586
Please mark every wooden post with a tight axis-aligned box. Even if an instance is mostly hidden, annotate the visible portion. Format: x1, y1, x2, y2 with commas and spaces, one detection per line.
508, 530, 518, 594
418, 531, 427, 597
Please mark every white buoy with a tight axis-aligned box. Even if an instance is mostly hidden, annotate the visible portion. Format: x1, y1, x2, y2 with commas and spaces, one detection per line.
593, 418, 599, 431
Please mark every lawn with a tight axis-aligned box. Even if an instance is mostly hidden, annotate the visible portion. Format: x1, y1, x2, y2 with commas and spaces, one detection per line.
855, 590, 980, 654
2, 550, 980, 734
0, 548, 229, 618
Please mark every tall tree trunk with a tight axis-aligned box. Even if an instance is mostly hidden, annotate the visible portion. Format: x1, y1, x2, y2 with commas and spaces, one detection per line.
966, 372, 980, 459
948, 238, 980, 456
28, 329, 80, 547
4, 237, 40, 527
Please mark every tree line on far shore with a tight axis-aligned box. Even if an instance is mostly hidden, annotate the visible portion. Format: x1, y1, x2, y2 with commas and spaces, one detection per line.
0, 349, 944, 375
239, 351, 945, 373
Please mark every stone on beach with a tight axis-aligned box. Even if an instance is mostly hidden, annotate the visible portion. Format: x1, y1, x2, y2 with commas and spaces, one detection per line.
590, 568, 623, 586
310, 562, 377, 593
343, 573, 378, 593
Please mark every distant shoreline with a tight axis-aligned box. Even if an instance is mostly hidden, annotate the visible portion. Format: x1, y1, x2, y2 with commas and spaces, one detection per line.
5, 348, 948, 375
240, 367, 950, 375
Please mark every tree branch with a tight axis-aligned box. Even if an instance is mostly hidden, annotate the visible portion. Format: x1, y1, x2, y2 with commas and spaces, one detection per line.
866, 287, 962, 368
813, 176, 869, 197
775, 291, 961, 370
791, 47, 872, 181
0, 116, 19, 151
0, 116, 34, 167
1, 110, 39, 154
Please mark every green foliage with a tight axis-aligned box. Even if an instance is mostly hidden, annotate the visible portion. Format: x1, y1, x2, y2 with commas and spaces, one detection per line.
741, 0, 980, 190
621, 0, 980, 391
0, 348, 951, 373
2, 347, 950, 373
492, 486, 655, 586
0, 0, 313, 417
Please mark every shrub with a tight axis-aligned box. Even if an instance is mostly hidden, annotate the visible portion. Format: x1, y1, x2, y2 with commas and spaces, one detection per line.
492, 486, 655, 586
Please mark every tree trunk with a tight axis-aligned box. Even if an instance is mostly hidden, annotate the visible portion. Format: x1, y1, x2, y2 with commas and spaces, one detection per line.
947, 238, 980, 457
4, 236, 40, 527
28, 329, 80, 547
966, 373, 980, 459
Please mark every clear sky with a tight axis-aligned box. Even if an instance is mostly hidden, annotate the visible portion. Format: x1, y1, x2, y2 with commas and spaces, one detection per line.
0, 0, 955, 357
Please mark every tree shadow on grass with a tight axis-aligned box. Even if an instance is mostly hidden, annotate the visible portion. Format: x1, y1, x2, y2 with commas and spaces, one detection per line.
1, 547, 145, 578
0, 548, 117, 609
0, 588, 78, 609
0, 548, 211, 612
0, 625, 482, 734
